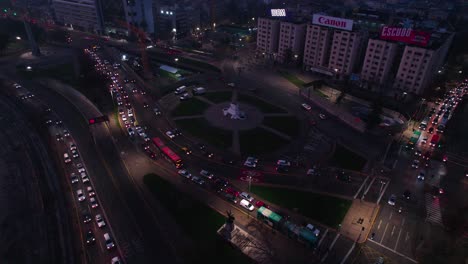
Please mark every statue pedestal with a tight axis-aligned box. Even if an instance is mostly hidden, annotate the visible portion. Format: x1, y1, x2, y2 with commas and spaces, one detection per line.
223, 103, 246, 120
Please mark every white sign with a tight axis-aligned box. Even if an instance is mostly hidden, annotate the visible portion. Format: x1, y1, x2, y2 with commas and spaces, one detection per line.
312, 14, 353, 31
271, 9, 286, 17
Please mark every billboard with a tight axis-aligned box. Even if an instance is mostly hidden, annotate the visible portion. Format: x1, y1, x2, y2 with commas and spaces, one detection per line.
380, 27, 430, 46
312, 14, 353, 31
271, 9, 286, 17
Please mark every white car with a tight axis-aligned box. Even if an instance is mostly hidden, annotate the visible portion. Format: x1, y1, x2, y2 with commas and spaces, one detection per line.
388, 194, 396, 206
104, 233, 115, 250
244, 157, 258, 168
122, 115, 127, 121
90, 197, 98, 208
81, 173, 90, 183
319, 113, 326, 120
71, 149, 79, 158
77, 189, 86, 202
111, 256, 121, 264
95, 214, 106, 228
276, 160, 291, 167
63, 153, 72, 164
301, 103, 312, 111
178, 170, 192, 179
180, 93, 191, 100
240, 199, 255, 211
87, 186, 95, 197
239, 192, 254, 202
165, 130, 175, 139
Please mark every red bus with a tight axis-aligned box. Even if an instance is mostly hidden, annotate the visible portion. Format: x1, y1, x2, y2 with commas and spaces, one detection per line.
152, 137, 183, 168
430, 134, 440, 148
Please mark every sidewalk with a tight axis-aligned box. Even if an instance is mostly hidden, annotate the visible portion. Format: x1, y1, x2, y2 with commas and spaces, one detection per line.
340, 200, 379, 243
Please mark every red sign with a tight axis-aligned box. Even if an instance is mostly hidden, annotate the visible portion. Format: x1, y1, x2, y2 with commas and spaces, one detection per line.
239, 169, 263, 183
380, 27, 430, 46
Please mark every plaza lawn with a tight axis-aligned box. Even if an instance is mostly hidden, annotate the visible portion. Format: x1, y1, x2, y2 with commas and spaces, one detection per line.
175, 118, 232, 149
143, 174, 253, 264
251, 185, 351, 228
263, 116, 301, 138
239, 127, 290, 155
329, 144, 367, 171
238, 94, 287, 114
278, 70, 306, 88
172, 98, 211, 117
203, 91, 234, 104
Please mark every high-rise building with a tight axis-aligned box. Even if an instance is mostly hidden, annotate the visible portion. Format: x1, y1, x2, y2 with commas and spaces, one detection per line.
256, 17, 280, 55
360, 38, 399, 91
123, 0, 154, 34
328, 30, 365, 77
303, 24, 333, 71
52, 0, 104, 33
277, 21, 306, 63
393, 32, 453, 95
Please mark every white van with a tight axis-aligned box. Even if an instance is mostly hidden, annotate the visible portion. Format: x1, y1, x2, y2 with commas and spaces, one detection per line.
240, 199, 255, 211
192, 87, 206, 95
174, 86, 186, 95
104, 233, 115, 249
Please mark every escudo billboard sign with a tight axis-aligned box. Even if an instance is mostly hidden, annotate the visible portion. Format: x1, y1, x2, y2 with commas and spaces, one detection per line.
380, 26, 430, 46
312, 14, 353, 31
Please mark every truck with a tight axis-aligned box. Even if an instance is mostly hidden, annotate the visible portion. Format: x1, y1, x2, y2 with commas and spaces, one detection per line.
430, 134, 440, 148
406, 130, 421, 149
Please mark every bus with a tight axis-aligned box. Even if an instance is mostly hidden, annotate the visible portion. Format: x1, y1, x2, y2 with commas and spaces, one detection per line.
152, 137, 183, 168
430, 134, 440, 148
406, 130, 421, 149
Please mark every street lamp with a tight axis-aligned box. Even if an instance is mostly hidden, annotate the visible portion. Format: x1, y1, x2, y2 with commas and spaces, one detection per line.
174, 58, 179, 62
459, 70, 463, 74
438, 70, 442, 74
196, 27, 200, 31
252, 17, 255, 21
26, 66, 32, 71
16, 36, 21, 40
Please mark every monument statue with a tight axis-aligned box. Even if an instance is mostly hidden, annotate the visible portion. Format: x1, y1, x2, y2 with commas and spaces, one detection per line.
223, 102, 246, 120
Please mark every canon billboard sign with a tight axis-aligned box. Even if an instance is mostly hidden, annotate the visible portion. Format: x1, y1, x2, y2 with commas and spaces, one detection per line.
380, 26, 431, 46
312, 14, 353, 31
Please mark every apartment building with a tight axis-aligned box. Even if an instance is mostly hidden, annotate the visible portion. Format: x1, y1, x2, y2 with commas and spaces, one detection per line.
52, 0, 103, 33
277, 21, 306, 63
328, 30, 365, 77
361, 38, 399, 91
303, 24, 333, 72
256, 17, 280, 55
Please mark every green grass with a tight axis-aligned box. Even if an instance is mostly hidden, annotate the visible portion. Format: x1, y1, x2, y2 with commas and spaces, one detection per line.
172, 98, 211, 117
203, 91, 234, 103
175, 118, 232, 149
278, 70, 306, 88
239, 127, 290, 155
238, 94, 287, 114
251, 185, 351, 228
329, 144, 367, 171
263, 116, 301, 137
143, 174, 253, 264
158, 69, 179, 81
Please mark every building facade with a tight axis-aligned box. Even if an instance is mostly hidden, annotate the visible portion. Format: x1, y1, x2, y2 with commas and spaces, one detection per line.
328, 30, 365, 77
360, 38, 399, 91
52, 0, 104, 33
303, 24, 333, 72
277, 21, 306, 63
256, 17, 280, 55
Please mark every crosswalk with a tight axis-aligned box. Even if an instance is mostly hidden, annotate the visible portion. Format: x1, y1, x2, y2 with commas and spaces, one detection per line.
425, 194, 443, 225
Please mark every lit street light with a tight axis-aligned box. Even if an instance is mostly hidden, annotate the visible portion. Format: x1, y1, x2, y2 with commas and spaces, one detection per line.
16, 36, 21, 40
26, 66, 32, 71
174, 58, 179, 62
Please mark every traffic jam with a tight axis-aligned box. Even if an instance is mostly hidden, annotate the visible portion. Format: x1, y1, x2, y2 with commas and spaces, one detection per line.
84, 47, 326, 248
11, 81, 121, 264
405, 80, 466, 196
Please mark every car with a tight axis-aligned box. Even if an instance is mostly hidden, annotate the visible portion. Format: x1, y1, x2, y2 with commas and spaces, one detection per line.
63, 130, 70, 137
174, 86, 187, 95
178, 169, 192, 179
403, 190, 411, 200
56, 133, 64, 141
240, 192, 254, 202
165, 130, 175, 139
181, 147, 192, 155
122, 115, 127, 121
63, 153, 72, 164
95, 214, 106, 228
422, 151, 431, 160
240, 199, 255, 211
146, 150, 157, 159
428, 127, 434, 134
124, 78, 129, 83
213, 178, 229, 191
127, 109, 133, 117
140, 90, 147, 95
411, 159, 420, 169
111, 256, 121, 264
223, 193, 238, 204
45, 119, 53, 125
200, 169, 214, 179
417, 171, 425, 181
77, 189, 86, 202
153, 107, 161, 115
81, 173, 90, 183
255, 200, 269, 208
227, 82, 235, 87
301, 103, 312, 111
442, 155, 448, 162
71, 173, 79, 184
141, 143, 150, 150
127, 127, 135, 136
180, 93, 191, 100
87, 186, 95, 197
414, 150, 422, 156
244, 156, 259, 168
276, 159, 291, 167
202, 149, 214, 158
86, 229, 96, 244
143, 102, 149, 108
71, 149, 79, 158
172, 128, 182, 136
388, 194, 396, 206
305, 224, 321, 237
90, 197, 98, 208
104, 233, 115, 250
77, 163, 85, 173
421, 137, 428, 144
191, 176, 205, 185
141, 133, 150, 142
83, 213, 92, 223
130, 79, 136, 83
225, 187, 239, 197
132, 88, 139, 93
197, 143, 207, 150
55, 120, 63, 125
13, 83, 21, 89
319, 113, 326, 120
431, 186, 444, 198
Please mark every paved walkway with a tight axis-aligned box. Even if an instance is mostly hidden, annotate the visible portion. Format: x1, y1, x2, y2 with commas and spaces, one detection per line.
340, 200, 378, 243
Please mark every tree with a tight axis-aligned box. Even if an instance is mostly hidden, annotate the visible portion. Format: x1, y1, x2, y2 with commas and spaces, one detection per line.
366, 101, 383, 130
0, 33, 10, 54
